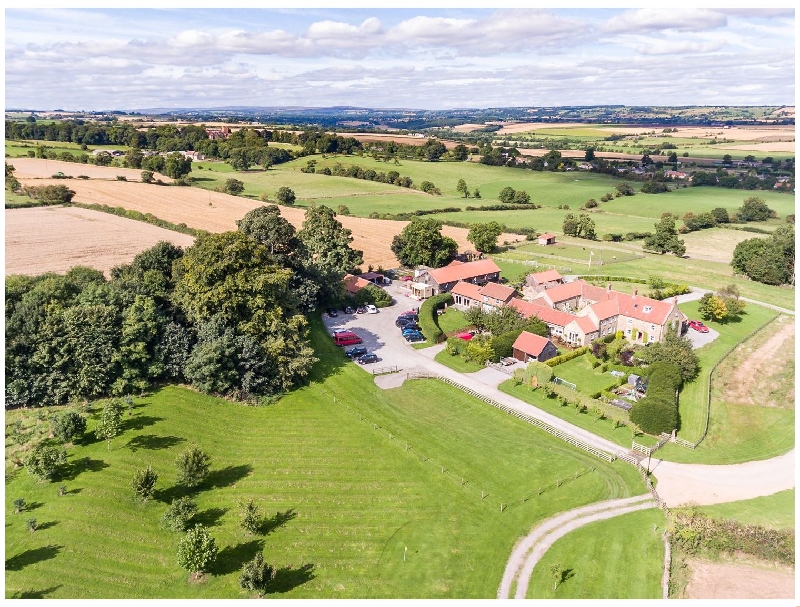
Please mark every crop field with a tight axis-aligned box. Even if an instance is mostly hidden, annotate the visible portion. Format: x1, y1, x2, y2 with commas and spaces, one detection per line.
657, 302, 789, 465
12, 165, 522, 269
526, 508, 665, 599
8, 157, 161, 182
4, 319, 644, 599
5, 206, 195, 277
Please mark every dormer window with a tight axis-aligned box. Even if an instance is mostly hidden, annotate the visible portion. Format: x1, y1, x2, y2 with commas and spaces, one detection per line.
643, 306, 652, 313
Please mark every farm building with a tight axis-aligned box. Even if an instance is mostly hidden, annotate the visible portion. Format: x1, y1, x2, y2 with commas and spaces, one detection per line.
417, 258, 501, 295
451, 281, 516, 313
343, 273, 371, 295
360, 271, 388, 285
525, 269, 564, 292
537, 233, 557, 246
512, 331, 558, 363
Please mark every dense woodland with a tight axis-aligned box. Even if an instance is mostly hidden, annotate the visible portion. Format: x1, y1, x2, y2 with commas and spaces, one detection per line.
5, 205, 363, 408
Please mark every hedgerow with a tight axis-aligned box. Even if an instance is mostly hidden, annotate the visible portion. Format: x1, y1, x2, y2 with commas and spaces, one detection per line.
419, 292, 454, 344
545, 347, 589, 367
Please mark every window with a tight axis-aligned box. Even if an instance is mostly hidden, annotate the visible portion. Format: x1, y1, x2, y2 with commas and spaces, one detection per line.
650, 324, 655, 331
649, 334, 656, 342
625, 329, 632, 336
627, 318, 632, 324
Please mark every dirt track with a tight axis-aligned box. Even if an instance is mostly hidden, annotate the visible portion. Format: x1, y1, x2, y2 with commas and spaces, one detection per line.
5, 206, 195, 277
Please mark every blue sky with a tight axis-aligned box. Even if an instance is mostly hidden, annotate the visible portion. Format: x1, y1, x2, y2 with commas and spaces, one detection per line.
5, 7, 795, 110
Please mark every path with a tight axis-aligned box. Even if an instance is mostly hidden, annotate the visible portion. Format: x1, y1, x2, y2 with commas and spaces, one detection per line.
497, 494, 657, 599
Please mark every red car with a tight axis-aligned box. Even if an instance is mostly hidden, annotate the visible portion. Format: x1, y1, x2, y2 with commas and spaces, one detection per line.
688, 320, 709, 333
456, 332, 474, 341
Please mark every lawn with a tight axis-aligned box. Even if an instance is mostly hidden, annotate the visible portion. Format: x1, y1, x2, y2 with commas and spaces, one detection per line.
527, 508, 666, 599
692, 489, 794, 530
4, 317, 644, 599
436, 308, 469, 334
550, 355, 618, 396
655, 302, 785, 464
433, 349, 484, 374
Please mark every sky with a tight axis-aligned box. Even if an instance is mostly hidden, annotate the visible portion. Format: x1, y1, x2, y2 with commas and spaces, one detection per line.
4, 6, 796, 111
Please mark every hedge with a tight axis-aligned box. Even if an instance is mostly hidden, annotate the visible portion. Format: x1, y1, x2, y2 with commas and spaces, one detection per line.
419, 292, 454, 344
545, 346, 589, 367
629, 361, 681, 434
490, 329, 521, 361
352, 283, 393, 308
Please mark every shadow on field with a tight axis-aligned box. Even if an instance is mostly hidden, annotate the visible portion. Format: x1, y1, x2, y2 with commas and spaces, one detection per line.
59, 457, 109, 481
124, 416, 164, 432
126, 434, 185, 452
9, 586, 63, 599
213, 539, 265, 575
36, 520, 59, 531
270, 563, 316, 593
193, 507, 228, 528
305, 317, 350, 386
5, 545, 62, 571
262, 508, 297, 535
203, 464, 253, 490
20, 501, 44, 512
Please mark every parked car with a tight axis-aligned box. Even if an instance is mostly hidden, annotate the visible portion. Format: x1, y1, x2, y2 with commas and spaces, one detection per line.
333, 331, 362, 346
456, 331, 475, 341
345, 346, 368, 359
404, 331, 425, 342
325, 308, 338, 317
399, 322, 421, 332
366, 304, 378, 314
402, 327, 422, 336
688, 320, 709, 333
356, 353, 379, 364
343, 306, 355, 314
356, 306, 367, 314
396, 317, 418, 328
401, 276, 413, 282
397, 313, 418, 323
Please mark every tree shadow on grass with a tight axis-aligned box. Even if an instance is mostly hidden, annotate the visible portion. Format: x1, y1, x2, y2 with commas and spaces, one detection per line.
18, 501, 45, 512
261, 508, 297, 536
124, 416, 164, 432
213, 539, 265, 576
203, 465, 252, 490
269, 563, 315, 594
126, 434, 185, 452
35, 520, 59, 531
5, 545, 62, 571
58, 457, 109, 481
192, 507, 227, 528
154, 484, 194, 504
9, 585, 62, 599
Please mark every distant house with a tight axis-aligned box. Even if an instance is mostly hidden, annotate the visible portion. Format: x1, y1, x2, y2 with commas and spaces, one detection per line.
418, 259, 501, 295
512, 331, 558, 363
537, 233, 557, 246
360, 271, 388, 286
664, 170, 689, 180
343, 273, 371, 295
207, 126, 231, 140
451, 281, 516, 312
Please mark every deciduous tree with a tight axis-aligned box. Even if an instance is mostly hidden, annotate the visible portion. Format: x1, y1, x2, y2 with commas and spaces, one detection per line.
467, 222, 504, 253
390, 217, 458, 268
175, 444, 210, 488
177, 525, 218, 580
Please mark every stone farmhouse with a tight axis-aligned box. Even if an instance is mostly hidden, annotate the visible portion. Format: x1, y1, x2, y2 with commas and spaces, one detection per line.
449, 274, 686, 348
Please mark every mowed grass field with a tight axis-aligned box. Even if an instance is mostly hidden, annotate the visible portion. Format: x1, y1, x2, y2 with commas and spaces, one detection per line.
657, 302, 790, 465
526, 508, 666, 599
693, 489, 794, 530
4, 318, 644, 599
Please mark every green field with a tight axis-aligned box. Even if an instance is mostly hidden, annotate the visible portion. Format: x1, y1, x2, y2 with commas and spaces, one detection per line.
434, 349, 484, 374
656, 302, 789, 464
6, 140, 129, 157
527, 508, 665, 599
693, 490, 794, 530
5, 318, 644, 599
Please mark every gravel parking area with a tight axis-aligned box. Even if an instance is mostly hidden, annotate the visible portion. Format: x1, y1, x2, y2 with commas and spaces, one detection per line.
684, 326, 720, 349
320, 281, 426, 374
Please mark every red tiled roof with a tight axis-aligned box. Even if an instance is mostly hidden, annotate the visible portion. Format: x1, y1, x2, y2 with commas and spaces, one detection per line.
343, 273, 371, 294
512, 331, 552, 357
480, 282, 516, 301
569, 316, 598, 334
538, 280, 584, 302
588, 298, 619, 321
614, 292, 675, 325
451, 281, 483, 300
539, 233, 556, 239
528, 269, 563, 284
509, 298, 573, 328
427, 258, 501, 286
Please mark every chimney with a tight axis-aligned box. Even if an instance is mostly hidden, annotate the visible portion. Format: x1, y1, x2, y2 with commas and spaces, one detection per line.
673, 295, 679, 305
607, 283, 612, 292
633, 288, 638, 298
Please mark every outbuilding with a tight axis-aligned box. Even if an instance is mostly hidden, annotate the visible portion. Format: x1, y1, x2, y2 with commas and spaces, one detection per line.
512, 331, 558, 363
537, 233, 557, 246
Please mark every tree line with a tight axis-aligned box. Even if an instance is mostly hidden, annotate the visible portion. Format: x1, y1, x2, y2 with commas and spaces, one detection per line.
6, 205, 363, 408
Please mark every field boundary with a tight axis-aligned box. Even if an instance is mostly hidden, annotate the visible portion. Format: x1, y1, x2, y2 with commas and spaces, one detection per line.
74, 202, 206, 237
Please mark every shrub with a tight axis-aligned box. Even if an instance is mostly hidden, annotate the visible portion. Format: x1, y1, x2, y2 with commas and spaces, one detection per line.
13, 498, 26, 513
131, 465, 158, 501
629, 396, 677, 435
223, 178, 245, 196
177, 524, 218, 578
545, 347, 589, 367
584, 198, 598, 208
24, 444, 67, 482
240, 552, 275, 597
239, 498, 262, 535
51, 411, 86, 443
141, 170, 154, 183
491, 330, 521, 361
275, 187, 296, 205
175, 444, 210, 488
352, 283, 392, 308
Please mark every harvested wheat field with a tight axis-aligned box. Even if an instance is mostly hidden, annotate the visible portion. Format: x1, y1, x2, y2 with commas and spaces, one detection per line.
9, 157, 171, 182
15, 177, 523, 269
683, 559, 794, 599
5, 206, 195, 277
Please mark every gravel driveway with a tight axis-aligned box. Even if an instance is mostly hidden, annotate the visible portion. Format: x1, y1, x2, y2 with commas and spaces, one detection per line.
684, 326, 720, 349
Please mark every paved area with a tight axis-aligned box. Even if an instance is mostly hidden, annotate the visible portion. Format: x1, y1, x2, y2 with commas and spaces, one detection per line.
685, 326, 720, 349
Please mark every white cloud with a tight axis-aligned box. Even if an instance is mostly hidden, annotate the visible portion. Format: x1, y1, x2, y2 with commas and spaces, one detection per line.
601, 8, 728, 33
